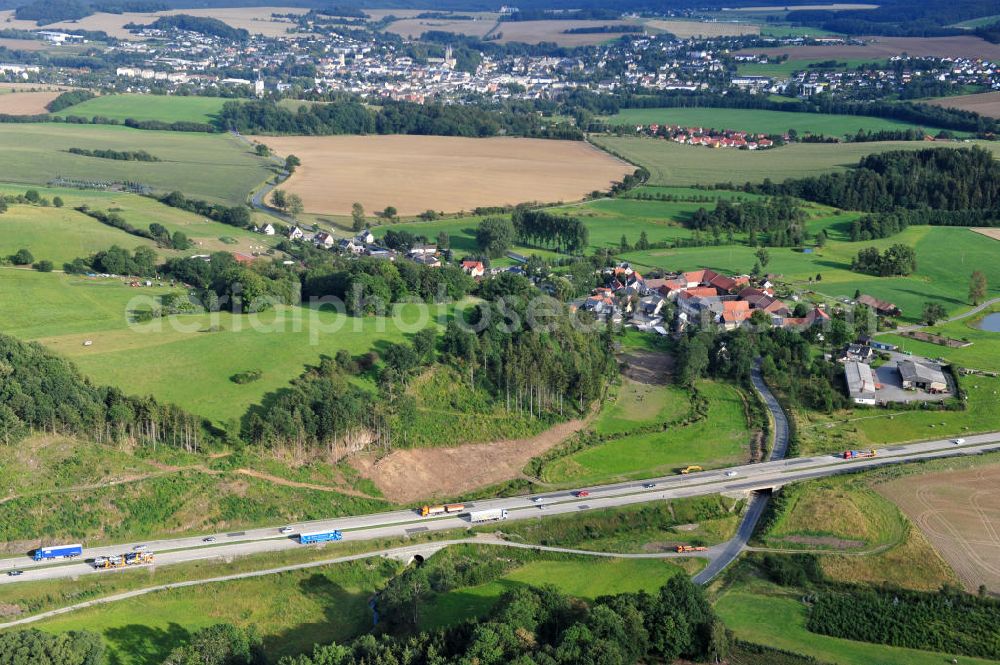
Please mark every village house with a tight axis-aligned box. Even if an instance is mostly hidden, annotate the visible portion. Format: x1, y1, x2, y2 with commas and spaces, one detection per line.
845, 360, 877, 405
461, 260, 485, 278
287, 226, 305, 241
858, 294, 901, 317
259, 223, 275, 236
338, 238, 365, 255
313, 232, 335, 249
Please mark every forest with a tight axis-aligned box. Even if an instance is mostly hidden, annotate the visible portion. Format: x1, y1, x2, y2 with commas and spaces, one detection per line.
126, 14, 250, 41
850, 244, 918, 277
807, 586, 1000, 659
688, 197, 806, 247
745, 147, 1000, 217
215, 99, 583, 139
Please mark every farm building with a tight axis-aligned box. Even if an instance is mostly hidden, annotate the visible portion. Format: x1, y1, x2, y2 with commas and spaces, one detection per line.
898, 360, 948, 392
845, 360, 877, 405
857, 294, 900, 317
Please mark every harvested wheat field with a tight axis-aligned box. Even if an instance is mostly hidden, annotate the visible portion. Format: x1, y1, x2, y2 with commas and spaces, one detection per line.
646, 19, 759, 38
740, 35, 1000, 61
254, 134, 632, 215
878, 464, 1000, 593
927, 91, 1000, 119
0, 7, 307, 40
972, 228, 1000, 241
0, 90, 63, 115
386, 12, 499, 40
351, 416, 591, 503
495, 20, 645, 46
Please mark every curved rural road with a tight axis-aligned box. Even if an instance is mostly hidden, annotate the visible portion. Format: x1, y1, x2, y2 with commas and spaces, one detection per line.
693, 363, 790, 584
229, 129, 295, 223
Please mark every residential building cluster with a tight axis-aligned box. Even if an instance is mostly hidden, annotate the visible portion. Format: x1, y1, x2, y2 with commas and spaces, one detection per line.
634, 123, 777, 149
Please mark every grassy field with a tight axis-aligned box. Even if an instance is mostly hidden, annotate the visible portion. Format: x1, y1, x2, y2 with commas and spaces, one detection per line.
52, 94, 228, 125
420, 554, 695, 630
591, 136, 1000, 187
881, 305, 1000, 371
0, 123, 273, 205
0, 270, 433, 426
35, 558, 397, 665
620, 226, 1000, 323
715, 581, 999, 665
593, 380, 692, 436
0, 183, 271, 263
541, 380, 750, 484
602, 106, 925, 136
795, 374, 1000, 454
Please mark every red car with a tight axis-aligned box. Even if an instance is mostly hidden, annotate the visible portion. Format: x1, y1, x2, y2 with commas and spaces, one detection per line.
573, 490, 590, 498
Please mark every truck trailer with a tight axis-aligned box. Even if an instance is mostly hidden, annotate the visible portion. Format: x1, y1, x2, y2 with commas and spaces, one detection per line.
33, 544, 83, 561
467, 508, 509, 523
299, 530, 343, 544
420, 503, 465, 517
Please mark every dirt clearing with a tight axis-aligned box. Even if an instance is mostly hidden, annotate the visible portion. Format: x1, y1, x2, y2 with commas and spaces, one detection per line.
253, 134, 632, 216
740, 35, 1000, 60
621, 350, 674, 385
878, 464, 1000, 594
350, 416, 591, 503
972, 228, 1000, 241
928, 91, 1000, 119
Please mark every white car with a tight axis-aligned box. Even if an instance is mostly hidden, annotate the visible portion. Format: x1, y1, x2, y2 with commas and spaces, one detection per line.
279, 526, 294, 534
132, 545, 148, 552
953, 438, 966, 445
724, 471, 738, 477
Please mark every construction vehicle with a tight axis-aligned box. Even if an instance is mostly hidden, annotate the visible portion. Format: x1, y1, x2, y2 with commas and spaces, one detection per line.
843, 449, 877, 460
679, 465, 703, 474
33, 544, 83, 561
298, 530, 343, 544
94, 551, 154, 569
674, 545, 709, 553
419, 503, 465, 517
467, 508, 508, 523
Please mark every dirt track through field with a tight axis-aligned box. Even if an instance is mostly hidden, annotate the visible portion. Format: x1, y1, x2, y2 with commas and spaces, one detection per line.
350, 415, 593, 503
253, 134, 632, 215
972, 228, 1000, 241
878, 464, 1000, 594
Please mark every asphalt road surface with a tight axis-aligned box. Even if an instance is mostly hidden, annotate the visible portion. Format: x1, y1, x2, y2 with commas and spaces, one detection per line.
3, 431, 998, 586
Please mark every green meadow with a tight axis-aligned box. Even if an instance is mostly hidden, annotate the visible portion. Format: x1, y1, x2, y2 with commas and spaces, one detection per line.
620, 226, 1000, 323
541, 380, 750, 484
0, 123, 273, 205
52, 94, 229, 125
602, 106, 925, 136
0, 270, 447, 425
0, 183, 270, 263
591, 136, 1000, 187
34, 559, 399, 665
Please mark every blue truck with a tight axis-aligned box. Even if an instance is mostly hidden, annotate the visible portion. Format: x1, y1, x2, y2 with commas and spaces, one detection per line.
298, 530, 343, 544
33, 544, 83, 561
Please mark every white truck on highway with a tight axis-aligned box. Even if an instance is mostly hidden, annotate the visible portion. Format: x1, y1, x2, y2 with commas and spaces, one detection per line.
467, 508, 509, 523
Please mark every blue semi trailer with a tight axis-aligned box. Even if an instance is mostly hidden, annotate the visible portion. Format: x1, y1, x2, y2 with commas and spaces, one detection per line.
33, 544, 83, 561
298, 530, 343, 544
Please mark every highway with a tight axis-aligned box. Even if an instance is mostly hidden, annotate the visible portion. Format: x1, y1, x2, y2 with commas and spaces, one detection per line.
3, 431, 999, 586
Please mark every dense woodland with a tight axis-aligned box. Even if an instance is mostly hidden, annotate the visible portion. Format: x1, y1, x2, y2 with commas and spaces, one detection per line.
215, 99, 583, 139
512, 208, 591, 253
689, 197, 807, 247
126, 15, 249, 40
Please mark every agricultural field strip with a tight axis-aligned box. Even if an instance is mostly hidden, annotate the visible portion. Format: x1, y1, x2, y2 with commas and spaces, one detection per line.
3, 433, 998, 583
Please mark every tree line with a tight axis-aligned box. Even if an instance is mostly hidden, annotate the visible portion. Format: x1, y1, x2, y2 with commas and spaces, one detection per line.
850, 243, 918, 276
215, 99, 583, 140
74, 206, 190, 250
512, 208, 590, 253
68, 147, 161, 162
158, 191, 252, 229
